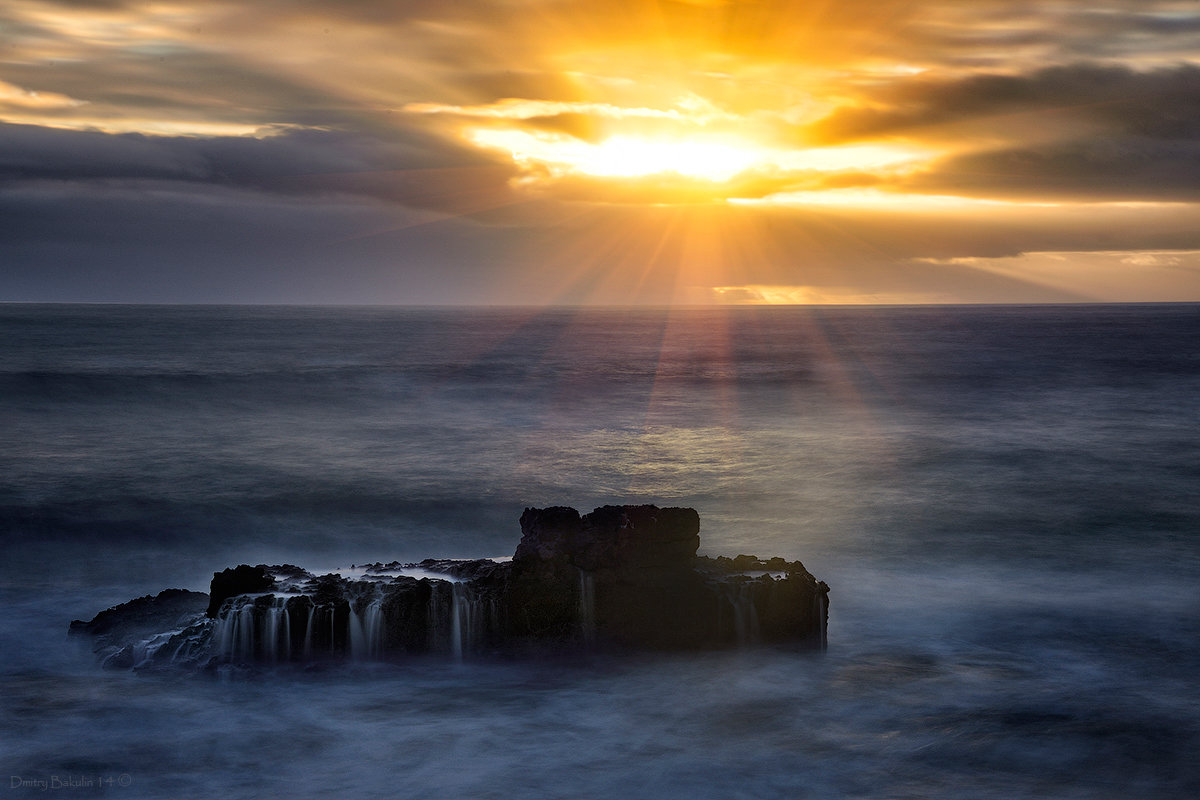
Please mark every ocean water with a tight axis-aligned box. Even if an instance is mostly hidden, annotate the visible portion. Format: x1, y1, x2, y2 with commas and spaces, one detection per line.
1, 303, 1197, 799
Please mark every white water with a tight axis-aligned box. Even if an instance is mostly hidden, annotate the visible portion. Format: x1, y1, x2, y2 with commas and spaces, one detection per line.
347, 603, 366, 661
237, 603, 253, 661
450, 583, 465, 662
210, 595, 295, 664
346, 585, 384, 661
730, 584, 761, 647
363, 597, 384, 660
448, 582, 491, 662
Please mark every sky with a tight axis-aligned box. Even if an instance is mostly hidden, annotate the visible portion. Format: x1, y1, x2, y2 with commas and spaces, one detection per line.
3, 0, 1200, 305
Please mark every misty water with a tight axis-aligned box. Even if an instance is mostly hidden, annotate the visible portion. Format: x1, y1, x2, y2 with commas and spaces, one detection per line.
2, 304, 1198, 798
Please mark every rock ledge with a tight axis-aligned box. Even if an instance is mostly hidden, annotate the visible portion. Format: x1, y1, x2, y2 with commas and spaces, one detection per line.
70, 505, 829, 669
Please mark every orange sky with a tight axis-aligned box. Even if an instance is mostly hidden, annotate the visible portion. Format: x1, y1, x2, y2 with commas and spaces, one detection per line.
3, 0, 1200, 303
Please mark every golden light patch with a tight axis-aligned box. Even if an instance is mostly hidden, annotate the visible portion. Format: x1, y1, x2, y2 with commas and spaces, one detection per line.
0, 80, 85, 110
1, 116, 287, 138
467, 124, 928, 193
708, 285, 959, 305
469, 129, 761, 182
729, 188, 1032, 209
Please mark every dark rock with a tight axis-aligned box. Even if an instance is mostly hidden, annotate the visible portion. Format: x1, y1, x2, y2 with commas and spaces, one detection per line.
72, 505, 829, 668
731, 554, 760, 570
206, 564, 276, 617
514, 504, 700, 573
506, 505, 824, 650
416, 558, 508, 582
378, 578, 436, 654
69, 588, 209, 668
70, 588, 209, 640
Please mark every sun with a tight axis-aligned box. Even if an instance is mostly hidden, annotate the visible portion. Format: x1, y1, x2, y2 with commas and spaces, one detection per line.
411, 90, 935, 204
469, 129, 764, 183
465, 126, 929, 202
558, 134, 762, 182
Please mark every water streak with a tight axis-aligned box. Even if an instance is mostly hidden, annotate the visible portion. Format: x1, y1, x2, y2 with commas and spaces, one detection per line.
730, 584, 761, 647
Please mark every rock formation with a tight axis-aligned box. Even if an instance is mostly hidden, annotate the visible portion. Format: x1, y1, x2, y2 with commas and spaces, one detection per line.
69, 589, 210, 669
69, 505, 829, 669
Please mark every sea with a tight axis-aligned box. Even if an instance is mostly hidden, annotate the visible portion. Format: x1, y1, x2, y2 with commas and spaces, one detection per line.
1, 303, 1197, 799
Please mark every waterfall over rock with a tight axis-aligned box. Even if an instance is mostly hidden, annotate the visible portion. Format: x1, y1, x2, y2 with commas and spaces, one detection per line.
69, 505, 830, 669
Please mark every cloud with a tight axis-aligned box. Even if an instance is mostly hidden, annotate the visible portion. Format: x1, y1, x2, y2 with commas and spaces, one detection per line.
892, 2, 1200, 69
803, 63, 1200, 202
0, 121, 517, 212
913, 250, 1200, 302
907, 138, 1200, 202
3, 0, 1200, 303
0, 178, 537, 303
0, 80, 86, 111
811, 63, 1200, 144
406, 98, 716, 123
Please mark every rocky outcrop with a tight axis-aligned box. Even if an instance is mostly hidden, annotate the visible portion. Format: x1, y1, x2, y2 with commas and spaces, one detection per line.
206, 564, 276, 617
69, 589, 210, 669
513, 505, 701, 572
507, 505, 703, 646
508, 505, 827, 650
69, 505, 829, 669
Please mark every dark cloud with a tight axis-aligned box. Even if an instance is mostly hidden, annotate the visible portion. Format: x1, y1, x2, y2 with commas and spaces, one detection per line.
19, 0, 471, 19
1047, 8, 1200, 60
810, 63, 1200, 201
812, 63, 1200, 143
0, 180, 533, 303
0, 122, 515, 211
1075, 8, 1200, 36
0, 182, 391, 301
0, 50, 356, 129
909, 137, 1200, 201
898, 2, 1200, 66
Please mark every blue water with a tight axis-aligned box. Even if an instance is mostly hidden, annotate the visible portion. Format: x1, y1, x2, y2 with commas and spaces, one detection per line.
2, 303, 1198, 798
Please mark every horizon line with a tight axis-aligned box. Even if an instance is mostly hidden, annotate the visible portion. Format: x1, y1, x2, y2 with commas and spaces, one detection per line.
1, 300, 1197, 310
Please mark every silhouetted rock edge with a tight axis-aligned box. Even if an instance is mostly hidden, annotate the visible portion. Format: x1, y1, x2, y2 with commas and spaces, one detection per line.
69, 505, 829, 669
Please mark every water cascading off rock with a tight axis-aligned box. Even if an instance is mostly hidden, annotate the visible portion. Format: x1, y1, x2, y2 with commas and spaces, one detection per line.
69, 505, 830, 669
